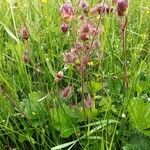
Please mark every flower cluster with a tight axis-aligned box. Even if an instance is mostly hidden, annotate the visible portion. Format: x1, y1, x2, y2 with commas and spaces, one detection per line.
59, 0, 128, 100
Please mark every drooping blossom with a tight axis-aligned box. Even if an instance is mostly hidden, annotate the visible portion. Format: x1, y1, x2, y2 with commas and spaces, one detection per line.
117, 0, 128, 16
61, 85, 73, 98
60, 1, 74, 20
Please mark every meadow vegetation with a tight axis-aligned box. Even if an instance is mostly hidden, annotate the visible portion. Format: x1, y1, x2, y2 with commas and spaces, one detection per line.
0, 0, 150, 149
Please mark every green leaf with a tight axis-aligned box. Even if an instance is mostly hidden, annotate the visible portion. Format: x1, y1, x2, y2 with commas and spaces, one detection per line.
51, 140, 77, 150
128, 98, 150, 136
0, 21, 19, 42
91, 81, 102, 93
50, 104, 80, 138
22, 92, 46, 125
123, 133, 150, 150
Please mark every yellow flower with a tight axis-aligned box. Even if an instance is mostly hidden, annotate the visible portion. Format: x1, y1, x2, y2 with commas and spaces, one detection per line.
41, 0, 47, 4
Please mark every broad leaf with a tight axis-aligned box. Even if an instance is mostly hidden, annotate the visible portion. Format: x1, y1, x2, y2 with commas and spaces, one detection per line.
128, 98, 150, 136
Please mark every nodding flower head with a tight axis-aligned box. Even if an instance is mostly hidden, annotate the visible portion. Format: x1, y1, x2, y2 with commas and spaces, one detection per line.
60, 1, 74, 20
61, 23, 68, 33
55, 71, 64, 82
61, 85, 73, 98
117, 0, 128, 16
20, 27, 29, 40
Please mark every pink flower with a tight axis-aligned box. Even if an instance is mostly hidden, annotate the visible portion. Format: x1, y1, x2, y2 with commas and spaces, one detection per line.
61, 86, 73, 98
117, 0, 128, 16
60, 1, 74, 20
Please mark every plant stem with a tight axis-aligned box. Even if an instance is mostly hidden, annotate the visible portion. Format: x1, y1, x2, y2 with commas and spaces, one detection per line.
121, 17, 129, 89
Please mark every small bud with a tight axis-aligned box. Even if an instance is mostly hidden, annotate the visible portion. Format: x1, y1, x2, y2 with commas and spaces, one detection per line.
20, 27, 29, 40
60, 1, 74, 20
61, 85, 73, 98
55, 71, 64, 82
117, 0, 128, 16
61, 23, 68, 33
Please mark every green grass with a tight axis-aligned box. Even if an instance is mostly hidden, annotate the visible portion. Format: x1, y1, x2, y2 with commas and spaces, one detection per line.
0, 0, 150, 149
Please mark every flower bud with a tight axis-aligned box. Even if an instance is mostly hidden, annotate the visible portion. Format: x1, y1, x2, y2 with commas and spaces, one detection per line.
117, 0, 128, 16
20, 27, 29, 40
61, 23, 68, 33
